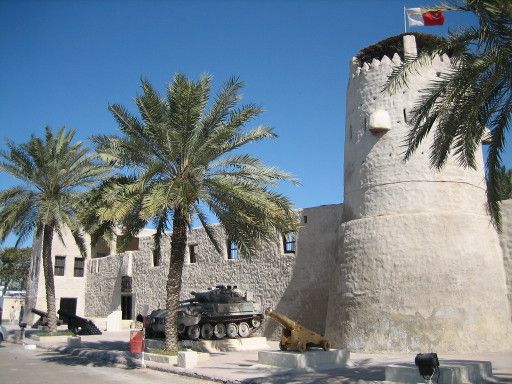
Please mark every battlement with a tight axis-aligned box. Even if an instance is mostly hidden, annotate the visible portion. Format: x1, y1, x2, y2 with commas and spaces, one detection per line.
349, 34, 450, 78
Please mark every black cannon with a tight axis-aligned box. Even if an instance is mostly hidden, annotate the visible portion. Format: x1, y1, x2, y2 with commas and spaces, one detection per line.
57, 309, 102, 335
31, 308, 63, 328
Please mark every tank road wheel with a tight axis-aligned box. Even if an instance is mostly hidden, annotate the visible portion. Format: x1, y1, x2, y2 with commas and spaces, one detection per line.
297, 341, 306, 353
238, 322, 250, 338
201, 323, 214, 340
322, 340, 331, 351
251, 318, 261, 328
279, 341, 288, 351
187, 325, 200, 340
226, 323, 238, 338
177, 323, 186, 334
213, 323, 227, 339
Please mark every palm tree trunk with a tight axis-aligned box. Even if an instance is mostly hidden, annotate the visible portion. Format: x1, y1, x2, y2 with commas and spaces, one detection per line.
41, 224, 58, 332
164, 209, 188, 351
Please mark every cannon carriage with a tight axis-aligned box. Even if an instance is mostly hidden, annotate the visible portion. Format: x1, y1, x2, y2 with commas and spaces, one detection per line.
265, 307, 331, 352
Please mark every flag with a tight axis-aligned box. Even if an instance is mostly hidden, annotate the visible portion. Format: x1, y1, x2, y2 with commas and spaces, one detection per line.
406, 8, 445, 27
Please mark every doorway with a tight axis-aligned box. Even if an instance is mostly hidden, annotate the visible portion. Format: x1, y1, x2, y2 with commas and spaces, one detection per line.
59, 298, 77, 323
121, 276, 133, 320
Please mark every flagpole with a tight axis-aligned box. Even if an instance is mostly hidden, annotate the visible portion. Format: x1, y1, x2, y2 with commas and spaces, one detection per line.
404, 6, 407, 33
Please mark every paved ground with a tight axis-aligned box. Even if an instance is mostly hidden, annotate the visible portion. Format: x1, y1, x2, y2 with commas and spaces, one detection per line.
2, 325, 512, 383
0, 342, 220, 384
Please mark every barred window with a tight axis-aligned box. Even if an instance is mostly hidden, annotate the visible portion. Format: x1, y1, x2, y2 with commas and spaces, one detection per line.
54, 256, 66, 276
189, 244, 197, 264
227, 240, 239, 260
283, 232, 296, 254
74, 258, 84, 277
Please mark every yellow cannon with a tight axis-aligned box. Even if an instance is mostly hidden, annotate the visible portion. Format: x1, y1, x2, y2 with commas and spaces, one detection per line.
265, 308, 331, 352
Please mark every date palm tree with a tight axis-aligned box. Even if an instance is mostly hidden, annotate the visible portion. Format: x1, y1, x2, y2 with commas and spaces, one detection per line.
0, 127, 109, 331
386, 0, 511, 228
94, 74, 298, 350
495, 165, 512, 201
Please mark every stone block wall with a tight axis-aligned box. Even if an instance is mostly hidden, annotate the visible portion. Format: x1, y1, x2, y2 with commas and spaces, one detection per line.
82, 204, 342, 338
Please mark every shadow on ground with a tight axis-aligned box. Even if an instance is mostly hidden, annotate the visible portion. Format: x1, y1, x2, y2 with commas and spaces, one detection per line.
38, 349, 138, 369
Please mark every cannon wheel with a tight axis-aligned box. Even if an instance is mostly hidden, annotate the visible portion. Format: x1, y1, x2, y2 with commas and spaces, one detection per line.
201, 323, 214, 340
322, 340, 331, 351
297, 341, 306, 353
226, 323, 238, 338
238, 322, 250, 338
187, 325, 200, 340
213, 323, 227, 339
279, 341, 288, 351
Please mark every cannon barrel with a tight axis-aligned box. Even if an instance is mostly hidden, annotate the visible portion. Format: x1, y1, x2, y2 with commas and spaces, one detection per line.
31, 308, 49, 317
57, 309, 82, 320
265, 308, 298, 330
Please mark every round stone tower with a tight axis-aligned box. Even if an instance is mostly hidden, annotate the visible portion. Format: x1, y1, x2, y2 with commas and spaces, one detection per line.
325, 34, 512, 352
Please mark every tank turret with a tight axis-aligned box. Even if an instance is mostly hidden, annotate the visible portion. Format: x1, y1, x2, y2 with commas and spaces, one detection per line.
190, 285, 246, 303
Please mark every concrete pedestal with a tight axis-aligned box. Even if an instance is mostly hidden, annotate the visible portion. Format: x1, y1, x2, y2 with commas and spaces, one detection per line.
258, 349, 350, 371
385, 360, 493, 384
177, 351, 198, 369
146, 337, 269, 353
67, 336, 81, 348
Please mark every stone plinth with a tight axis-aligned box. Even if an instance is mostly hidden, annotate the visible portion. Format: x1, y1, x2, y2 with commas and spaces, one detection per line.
177, 351, 198, 369
146, 337, 269, 353
258, 349, 350, 371
385, 360, 493, 384
67, 336, 81, 348
143, 351, 209, 365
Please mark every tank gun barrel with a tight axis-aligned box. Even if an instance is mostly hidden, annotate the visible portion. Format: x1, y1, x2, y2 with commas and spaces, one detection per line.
179, 298, 197, 304
265, 308, 297, 330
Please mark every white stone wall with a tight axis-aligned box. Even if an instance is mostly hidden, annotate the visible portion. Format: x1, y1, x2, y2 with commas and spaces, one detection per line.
325, 35, 512, 353
25, 227, 90, 324
500, 199, 512, 318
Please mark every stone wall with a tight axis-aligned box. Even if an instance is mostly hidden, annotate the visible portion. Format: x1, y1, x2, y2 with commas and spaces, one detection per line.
500, 199, 512, 320
25, 226, 90, 324
82, 204, 342, 338
325, 35, 512, 353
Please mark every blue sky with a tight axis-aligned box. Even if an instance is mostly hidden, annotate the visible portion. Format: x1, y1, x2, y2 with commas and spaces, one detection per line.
0, 0, 510, 246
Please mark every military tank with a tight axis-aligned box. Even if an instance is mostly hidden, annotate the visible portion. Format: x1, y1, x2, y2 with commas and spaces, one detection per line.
145, 285, 264, 340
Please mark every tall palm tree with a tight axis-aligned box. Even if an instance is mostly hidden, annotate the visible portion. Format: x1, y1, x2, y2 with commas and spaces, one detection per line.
495, 165, 512, 201
0, 127, 109, 331
386, 0, 511, 228
94, 74, 298, 350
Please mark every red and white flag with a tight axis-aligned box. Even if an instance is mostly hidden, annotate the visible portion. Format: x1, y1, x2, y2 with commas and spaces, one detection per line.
406, 8, 445, 26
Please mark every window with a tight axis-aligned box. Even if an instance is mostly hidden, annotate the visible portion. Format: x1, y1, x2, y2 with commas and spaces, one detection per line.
54, 256, 66, 276
121, 276, 132, 293
74, 258, 84, 277
227, 240, 239, 260
189, 244, 197, 264
153, 249, 161, 267
283, 232, 296, 254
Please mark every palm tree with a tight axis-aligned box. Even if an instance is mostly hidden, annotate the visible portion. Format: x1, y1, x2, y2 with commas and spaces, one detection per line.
494, 165, 512, 201
0, 247, 31, 295
0, 127, 109, 331
386, 0, 511, 228
94, 74, 299, 350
